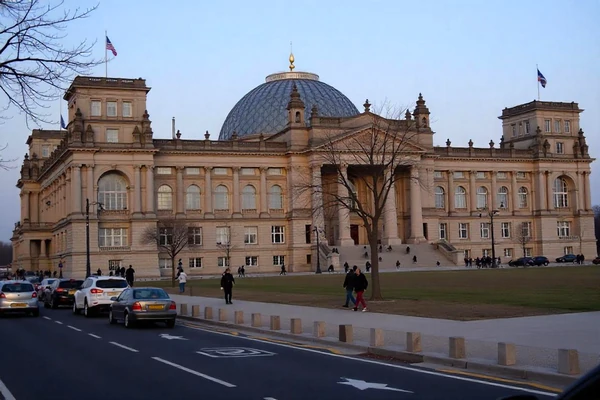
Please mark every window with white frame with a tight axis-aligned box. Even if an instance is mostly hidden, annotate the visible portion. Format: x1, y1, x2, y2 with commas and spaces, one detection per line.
453, 171, 464, 179
439, 223, 447, 240
511, 124, 517, 137
553, 178, 568, 208
106, 129, 119, 143
122, 102, 132, 117
503, 248, 513, 257
482, 249, 491, 257
213, 167, 228, 175
156, 167, 172, 175
271, 226, 285, 243
477, 186, 488, 209
108, 260, 122, 271
98, 173, 128, 210
189, 257, 202, 268
91, 100, 101, 117
497, 186, 508, 208
480, 222, 490, 239
518, 187, 528, 208
186, 185, 201, 210
269, 185, 283, 209
564, 120, 571, 133
186, 167, 200, 175
159, 228, 172, 245
107, 101, 117, 117
455, 186, 467, 209
433, 171, 443, 178
159, 258, 172, 269
217, 257, 229, 267
556, 142, 564, 154
544, 119, 551, 132
458, 223, 469, 239
188, 227, 202, 245
476, 171, 485, 179
557, 221, 570, 238
348, 180, 358, 209
157, 185, 173, 210
214, 185, 229, 210
516, 171, 526, 179
518, 122, 523, 136
245, 256, 258, 267
98, 228, 128, 247
497, 172, 507, 179
273, 255, 285, 266
216, 227, 230, 244
501, 222, 511, 238
244, 227, 258, 244
42, 145, 50, 157
463, 249, 471, 259
521, 222, 532, 238
242, 185, 257, 209
524, 248, 532, 257
554, 120, 560, 133
268, 168, 283, 175
434, 186, 445, 209
563, 246, 573, 255
525, 121, 530, 134
241, 168, 255, 175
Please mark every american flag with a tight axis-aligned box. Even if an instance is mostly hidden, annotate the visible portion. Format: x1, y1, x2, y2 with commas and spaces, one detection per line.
106, 36, 117, 57
537, 69, 547, 88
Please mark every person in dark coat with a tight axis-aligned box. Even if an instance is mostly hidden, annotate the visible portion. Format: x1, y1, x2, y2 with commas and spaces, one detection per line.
220, 268, 235, 304
353, 268, 369, 312
125, 265, 135, 287
342, 268, 356, 308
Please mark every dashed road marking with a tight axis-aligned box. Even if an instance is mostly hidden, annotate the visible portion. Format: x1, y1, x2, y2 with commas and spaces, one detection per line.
0, 377, 16, 400
43, 316, 52, 320
67, 325, 82, 332
109, 341, 139, 353
152, 357, 236, 387
88, 333, 102, 339
55, 320, 63, 325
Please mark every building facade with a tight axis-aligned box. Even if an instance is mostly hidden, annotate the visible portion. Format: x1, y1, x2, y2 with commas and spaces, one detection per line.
11, 62, 596, 278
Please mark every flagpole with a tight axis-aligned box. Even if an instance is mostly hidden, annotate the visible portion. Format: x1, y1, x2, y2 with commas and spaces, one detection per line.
105, 30, 108, 78
536, 64, 540, 101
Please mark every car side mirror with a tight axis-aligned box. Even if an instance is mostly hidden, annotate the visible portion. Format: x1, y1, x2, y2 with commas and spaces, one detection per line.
110, 297, 118, 301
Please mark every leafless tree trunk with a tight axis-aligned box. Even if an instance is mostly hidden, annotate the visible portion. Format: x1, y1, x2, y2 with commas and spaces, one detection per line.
142, 219, 190, 287
0, 0, 101, 126
514, 222, 532, 258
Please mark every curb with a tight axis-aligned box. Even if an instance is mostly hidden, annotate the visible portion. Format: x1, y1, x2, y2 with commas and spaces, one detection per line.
178, 315, 578, 388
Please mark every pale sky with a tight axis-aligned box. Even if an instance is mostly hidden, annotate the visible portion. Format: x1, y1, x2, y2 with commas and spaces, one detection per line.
0, 0, 598, 242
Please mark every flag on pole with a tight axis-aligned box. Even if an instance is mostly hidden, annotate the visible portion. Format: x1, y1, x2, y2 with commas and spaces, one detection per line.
537, 69, 547, 88
106, 36, 117, 56
60, 115, 66, 129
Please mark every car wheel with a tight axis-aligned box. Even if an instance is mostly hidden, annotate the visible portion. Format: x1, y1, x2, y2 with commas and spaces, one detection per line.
72, 301, 80, 315
124, 312, 134, 329
84, 301, 92, 318
166, 319, 176, 329
50, 297, 58, 309
544, 262, 549, 266
109, 310, 117, 325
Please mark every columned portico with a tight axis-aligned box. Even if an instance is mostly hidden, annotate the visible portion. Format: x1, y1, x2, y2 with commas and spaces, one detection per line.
336, 164, 354, 246
383, 168, 401, 245
408, 165, 425, 243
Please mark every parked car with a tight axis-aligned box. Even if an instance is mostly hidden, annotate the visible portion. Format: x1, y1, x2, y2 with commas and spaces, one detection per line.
37, 278, 58, 301
556, 254, 577, 263
531, 256, 549, 266
73, 276, 129, 317
0, 280, 39, 317
592, 257, 600, 265
44, 279, 84, 309
109, 287, 177, 329
508, 257, 534, 267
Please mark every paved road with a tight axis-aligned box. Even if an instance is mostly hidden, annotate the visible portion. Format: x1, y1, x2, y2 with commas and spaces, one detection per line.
0, 306, 558, 400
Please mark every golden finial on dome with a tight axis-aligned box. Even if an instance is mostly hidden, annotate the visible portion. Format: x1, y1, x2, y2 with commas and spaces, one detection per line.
289, 41, 295, 71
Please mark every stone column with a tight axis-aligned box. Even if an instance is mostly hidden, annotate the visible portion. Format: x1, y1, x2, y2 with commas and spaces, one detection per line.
583, 172, 592, 210
64, 169, 71, 219
232, 167, 242, 217
203, 167, 213, 218
72, 165, 82, 213
383, 168, 401, 245
133, 165, 142, 214
259, 167, 269, 218
312, 164, 324, 236
31, 191, 39, 223
575, 171, 584, 211
146, 165, 155, 213
546, 171, 554, 211
86, 164, 94, 206
447, 170, 454, 213
490, 171, 497, 210
22, 191, 30, 221
469, 171, 477, 212
409, 166, 425, 243
337, 165, 354, 246
535, 171, 546, 212
511, 171, 519, 211
176, 166, 184, 215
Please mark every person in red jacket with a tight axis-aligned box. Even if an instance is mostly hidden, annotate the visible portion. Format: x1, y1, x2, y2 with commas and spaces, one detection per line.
353, 268, 368, 312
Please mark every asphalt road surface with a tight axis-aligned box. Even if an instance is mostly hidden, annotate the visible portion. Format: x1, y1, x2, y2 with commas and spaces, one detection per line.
0, 306, 559, 400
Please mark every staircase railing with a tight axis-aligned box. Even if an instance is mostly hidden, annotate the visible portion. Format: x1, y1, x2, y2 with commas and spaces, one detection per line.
435, 240, 462, 265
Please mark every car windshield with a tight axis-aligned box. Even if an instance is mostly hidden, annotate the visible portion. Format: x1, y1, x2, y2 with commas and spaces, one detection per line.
133, 289, 169, 300
45, 279, 57, 285
26, 277, 40, 284
58, 280, 83, 289
96, 279, 128, 289
2, 283, 34, 293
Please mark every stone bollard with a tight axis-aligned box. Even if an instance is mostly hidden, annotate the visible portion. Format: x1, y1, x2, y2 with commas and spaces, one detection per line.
498, 342, 516, 366
191, 305, 200, 317
558, 349, 580, 375
270, 315, 281, 331
290, 318, 302, 334
204, 306, 213, 320
251, 313, 262, 327
406, 332, 422, 352
218, 308, 227, 322
234, 311, 244, 324
179, 303, 188, 316
370, 328, 384, 347
449, 337, 466, 359
339, 324, 353, 343
313, 321, 326, 338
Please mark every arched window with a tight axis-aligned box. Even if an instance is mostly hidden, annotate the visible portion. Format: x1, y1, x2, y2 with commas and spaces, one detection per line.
455, 186, 466, 209
553, 178, 568, 208
518, 187, 528, 208
497, 186, 509, 208
477, 186, 488, 209
348, 180, 358, 209
98, 173, 128, 210
214, 185, 229, 210
269, 185, 283, 209
295, 111, 301, 123
157, 185, 173, 210
435, 186, 445, 209
242, 185, 256, 209
186, 185, 201, 210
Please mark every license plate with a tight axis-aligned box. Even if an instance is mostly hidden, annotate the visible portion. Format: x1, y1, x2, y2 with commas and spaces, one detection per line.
10, 303, 27, 308
147, 305, 164, 311
107, 292, 118, 296
68, 290, 76, 295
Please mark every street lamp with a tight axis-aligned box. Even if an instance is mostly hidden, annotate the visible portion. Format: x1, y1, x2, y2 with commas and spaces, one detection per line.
313, 226, 323, 274
86, 198, 104, 278
479, 202, 503, 268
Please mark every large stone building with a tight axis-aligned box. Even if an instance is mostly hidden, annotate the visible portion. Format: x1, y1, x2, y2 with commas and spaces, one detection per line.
11, 58, 596, 278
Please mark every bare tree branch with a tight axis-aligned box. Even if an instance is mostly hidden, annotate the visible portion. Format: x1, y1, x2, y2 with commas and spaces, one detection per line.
514, 222, 532, 258
0, 142, 17, 170
142, 219, 190, 287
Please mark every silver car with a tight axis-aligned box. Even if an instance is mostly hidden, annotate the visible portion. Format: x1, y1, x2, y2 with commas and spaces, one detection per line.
0, 280, 40, 317
109, 287, 177, 329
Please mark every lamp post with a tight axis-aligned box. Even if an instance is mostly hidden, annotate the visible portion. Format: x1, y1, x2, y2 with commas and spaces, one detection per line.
85, 198, 103, 278
313, 226, 322, 274
479, 203, 502, 268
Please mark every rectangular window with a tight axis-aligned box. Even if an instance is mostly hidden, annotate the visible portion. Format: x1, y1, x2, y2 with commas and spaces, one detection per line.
188, 227, 202, 245
458, 223, 469, 239
156, 167, 172, 175
439, 223, 447, 240
521, 222, 532, 237
106, 129, 119, 143
244, 227, 258, 244
557, 221, 570, 238
186, 167, 200, 175
497, 172, 507, 179
480, 222, 490, 239
516, 172, 526, 179
107, 101, 117, 117
273, 255, 285, 266
453, 171, 464, 179
544, 119, 551, 132
41, 145, 50, 158
159, 228, 173, 246
556, 142, 564, 154
216, 227, 230, 244
241, 168, 255, 175
271, 226, 285, 243
554, 120, 560, 133
108, 260, 122, 271
563, 246, 573, 255
159, 258, 172, 269
501, 222, 511, 238
476, 172, 485, 179
268, 168, 283, 175
122, 102, 132, 117
463, 249, 470, 259
503, 248, 512, 257
482, 249, 491, 257
245, 256, 258, 267
518, 122, 523, 136
217, 257, 229, 268
91, 100, 101, 117
564, 120, 571, 133
511, 124, 517, 137
98, 228, 128, 247
524, 248, 532, 257
189, 257, 202, 268
525, 121, 530, 134
213, 167, 228, 175
433, 171, 443, 178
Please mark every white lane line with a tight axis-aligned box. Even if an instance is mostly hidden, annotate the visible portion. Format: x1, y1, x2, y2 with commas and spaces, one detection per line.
152, 357, 236, 388
182, 325, 555, 397
0, 377, 16, 400
43, 316, 52, 320
88, 333, 102, 339
109, 341, 139, 353
54, 320, 63, 325
67, 325, 82, 332
264, 398, 278, 400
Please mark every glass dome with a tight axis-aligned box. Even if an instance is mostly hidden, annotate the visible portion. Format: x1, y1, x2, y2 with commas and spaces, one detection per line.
219, 71, 359, 140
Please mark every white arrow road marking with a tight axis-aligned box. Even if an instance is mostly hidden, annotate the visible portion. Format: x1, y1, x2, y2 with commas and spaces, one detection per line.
159, 333, 188, 340
109, 342, 139, 353
338, 378, 413, 393
152, 357, 235, 387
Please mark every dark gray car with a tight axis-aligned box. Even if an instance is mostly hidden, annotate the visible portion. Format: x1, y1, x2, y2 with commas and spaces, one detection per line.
108, 287, 177, 329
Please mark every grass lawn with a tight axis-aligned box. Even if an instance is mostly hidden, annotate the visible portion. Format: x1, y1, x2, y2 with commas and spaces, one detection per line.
156, 266, 600, 321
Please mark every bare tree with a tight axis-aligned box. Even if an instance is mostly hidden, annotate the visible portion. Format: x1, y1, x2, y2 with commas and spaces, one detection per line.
0, 143, 17, 170
217, 226, 235, 269
142, 219, 189, 287
0, 0, 101, 126
514, 222, 532, 258
296, 104, 423, 300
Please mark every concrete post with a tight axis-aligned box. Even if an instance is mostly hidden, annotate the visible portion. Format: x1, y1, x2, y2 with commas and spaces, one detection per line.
290, 318, 302, 334
406, 332, 422, 352
270, 315, 281, 330
449, 337, 466, 359
558, 349, 580, 375
498, 342, 516, 366
370, 328, 384, 347
179, 304, 188, 316
204, 307, 213, 320
339, 324, 353, 343
251, 313, 262, 327
313, 321, 326, 338
234, 311, 244, 324
191, 305, 200, 317
218, 308, 227, 322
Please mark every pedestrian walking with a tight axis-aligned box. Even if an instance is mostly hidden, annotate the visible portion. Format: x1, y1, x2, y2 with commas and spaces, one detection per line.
280, 263, 287, 275
125, 265, 135, 287
220, 268, 235, 304
177, 269, 188, 293
96, 268, 102, 276
353, 268, 368, 312
342, 267, 356, 308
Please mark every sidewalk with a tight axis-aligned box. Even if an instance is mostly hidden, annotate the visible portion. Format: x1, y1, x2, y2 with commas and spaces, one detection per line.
169, 293, 600, 374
